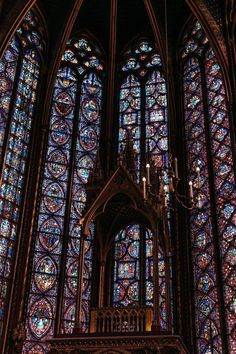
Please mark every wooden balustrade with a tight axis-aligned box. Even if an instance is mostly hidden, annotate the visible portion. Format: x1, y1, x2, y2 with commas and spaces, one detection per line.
90, 307, 153, 334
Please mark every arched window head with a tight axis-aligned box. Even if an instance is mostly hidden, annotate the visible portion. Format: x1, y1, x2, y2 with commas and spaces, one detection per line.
24, 35, 104, 353
182, 20, 236, 354
118, 39, 168, 179
0, 9, 45, 340
113, 224, 167, 330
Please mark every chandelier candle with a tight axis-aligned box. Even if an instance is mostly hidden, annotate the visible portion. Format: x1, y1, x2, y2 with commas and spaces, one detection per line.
146, 163, 150, 185
189, 180, 193, 199
196, 166, 200, 189
142, 177, 147, 200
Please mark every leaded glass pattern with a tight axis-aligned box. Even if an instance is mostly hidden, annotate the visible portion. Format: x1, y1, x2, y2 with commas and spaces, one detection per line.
113, 225, 167, 330
118, 40, 168, 177
0, 10, 45, 337
24, 36, 103, 352
182, 21, 236, 353
113, 224, 140, 307
145, 71, 168, 168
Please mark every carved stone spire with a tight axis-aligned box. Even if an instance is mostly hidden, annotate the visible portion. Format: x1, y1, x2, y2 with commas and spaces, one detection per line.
86, 153, 104, 206
91, 152, 103, 185
124, 135, 137, 180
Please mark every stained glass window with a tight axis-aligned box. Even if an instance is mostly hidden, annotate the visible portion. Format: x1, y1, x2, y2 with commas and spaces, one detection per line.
116, 40, 168, 329
118, 40, 168, 177
0, 10, 45, 338
182, 21, 236, 353
113, 224, 140, 307
113, 40, 168, 329
24, 36, 103, 353
113, 225, 167, 330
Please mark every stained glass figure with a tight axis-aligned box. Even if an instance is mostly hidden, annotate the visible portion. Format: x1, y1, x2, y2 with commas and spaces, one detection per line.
0, 9, 45, 338
24, 36, 103, 352
182, 21, 236, 353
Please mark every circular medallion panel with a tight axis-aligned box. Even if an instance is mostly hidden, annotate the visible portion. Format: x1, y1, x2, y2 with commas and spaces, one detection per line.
63, 303, 76, 334
77, 155, 93, 184
51, 118, 70, 146
44, 182, 64, 213
55, 91, 73, 116
82, 98, 99, 122
34, 256, 56, 292
39, 218, 61, 251
67, 261, 78, 295
29, 298, 52, 338
79, 126, 97, 151
73, 189, 86, 216
48, 149, 67, 178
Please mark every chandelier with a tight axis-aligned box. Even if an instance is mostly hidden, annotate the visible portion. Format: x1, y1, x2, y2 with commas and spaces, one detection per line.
142, 155, 202, 210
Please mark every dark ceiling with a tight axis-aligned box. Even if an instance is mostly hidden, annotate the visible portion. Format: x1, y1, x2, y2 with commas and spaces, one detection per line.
0, 0, 225, 62
37, 0, 190, 59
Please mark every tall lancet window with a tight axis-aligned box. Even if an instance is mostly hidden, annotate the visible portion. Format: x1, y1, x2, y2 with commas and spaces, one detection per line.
0, 10, 45, 338
116, 39, 168, 330
182, 21, 236, 353
24, 36, 104, 353
118, 39, 168, 177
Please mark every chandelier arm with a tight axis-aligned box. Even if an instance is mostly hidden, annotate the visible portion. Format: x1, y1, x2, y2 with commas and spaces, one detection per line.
174, 193, 194, 210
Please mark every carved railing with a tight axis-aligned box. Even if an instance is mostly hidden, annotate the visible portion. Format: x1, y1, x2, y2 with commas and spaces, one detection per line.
90, 307, 153, 334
